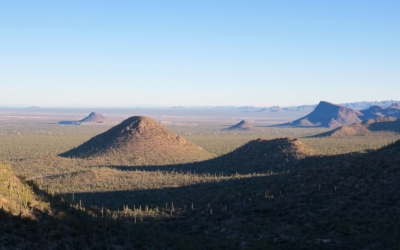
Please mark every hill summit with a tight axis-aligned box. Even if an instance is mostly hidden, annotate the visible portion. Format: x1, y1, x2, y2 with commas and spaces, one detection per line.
60, 116, 213, 165
279, 101, 362, 128
224, 120, 254, 131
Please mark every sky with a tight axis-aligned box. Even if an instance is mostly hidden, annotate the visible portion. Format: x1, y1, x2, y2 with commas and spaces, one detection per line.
1, 1, 399, 107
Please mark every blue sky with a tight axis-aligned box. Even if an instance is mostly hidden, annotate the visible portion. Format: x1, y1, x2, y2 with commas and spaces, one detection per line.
1, 1, 399, 107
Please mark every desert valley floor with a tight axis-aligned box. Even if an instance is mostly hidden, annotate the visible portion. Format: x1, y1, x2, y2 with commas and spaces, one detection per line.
0, 107, 400, 249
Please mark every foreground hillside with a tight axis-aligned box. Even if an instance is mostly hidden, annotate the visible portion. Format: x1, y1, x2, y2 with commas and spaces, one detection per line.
3, 138, 399, 249
3, 118, 400, 249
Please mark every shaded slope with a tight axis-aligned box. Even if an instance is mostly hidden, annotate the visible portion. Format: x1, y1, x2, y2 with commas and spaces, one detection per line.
224, 120, 255, 131
278, 101, 362, 128
60, 116, 213, 165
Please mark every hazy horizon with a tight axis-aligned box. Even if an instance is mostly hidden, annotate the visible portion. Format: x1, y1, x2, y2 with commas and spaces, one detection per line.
1, 99, 400, 109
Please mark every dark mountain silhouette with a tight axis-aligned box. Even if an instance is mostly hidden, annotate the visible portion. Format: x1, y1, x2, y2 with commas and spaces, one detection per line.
278, 101, 362, 128
60, 116, 213, 165
58, 112, 111, 125
224, 120, 255, 131
312, 116, 400, 137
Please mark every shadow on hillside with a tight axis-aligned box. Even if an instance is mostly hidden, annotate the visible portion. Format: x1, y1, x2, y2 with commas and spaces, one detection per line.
62, 174, 280, 210
368, 120, 400, 132
63, 150, 369, 211
35, 151, 368, 212
20, 140, 400, 249
107, 150, 363, 175
108, 159, 300, 175
17, 178, 248, 249
104, 138, 335, 175
108, 157, 301, 175
23, 173, 291, 249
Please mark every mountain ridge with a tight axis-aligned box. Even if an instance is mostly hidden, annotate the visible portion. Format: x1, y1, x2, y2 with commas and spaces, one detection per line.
312, 116, 400, 137
277, 101, 400, 128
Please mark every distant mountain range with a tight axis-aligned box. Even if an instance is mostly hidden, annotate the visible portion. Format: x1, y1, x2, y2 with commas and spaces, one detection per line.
236, 100, 400, 113
277, 101, 400, 128
2, 100, 399, 111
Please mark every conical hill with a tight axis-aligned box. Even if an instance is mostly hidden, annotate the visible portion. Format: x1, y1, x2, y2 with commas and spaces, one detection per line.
79, 112, 109, 123
58, 112, 111, 125
224, 120, 254, 131
60, 116, 214, 165
191, 138, 318, 174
